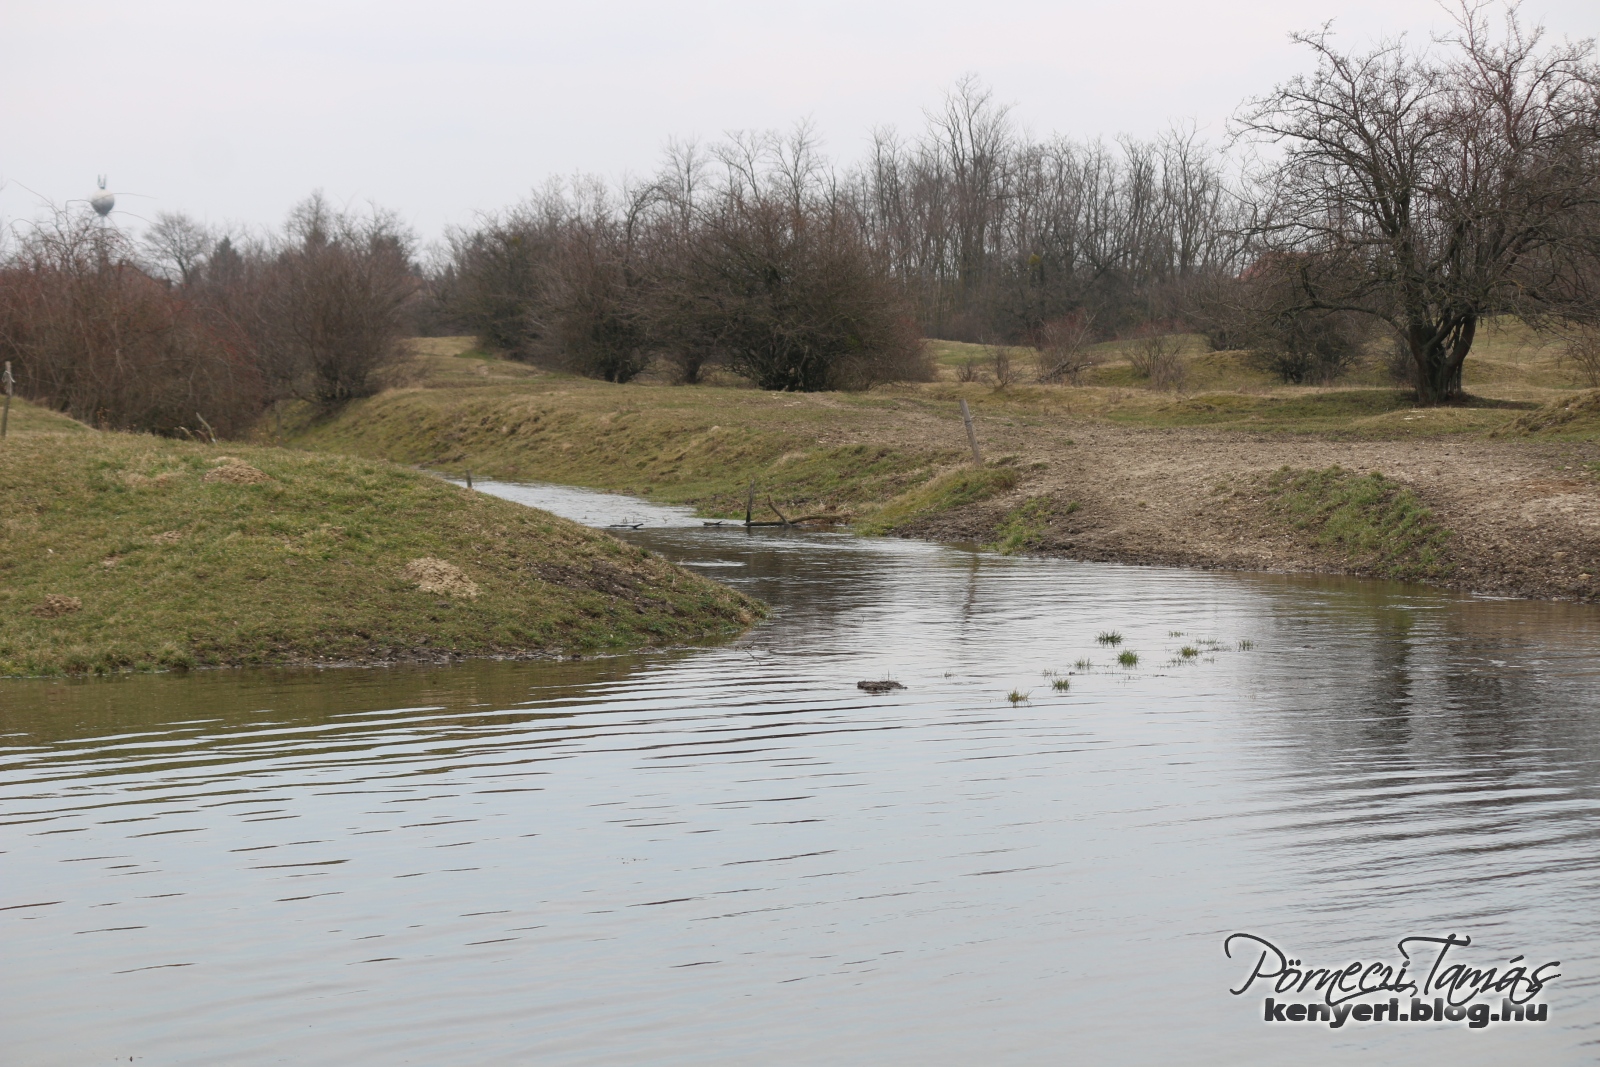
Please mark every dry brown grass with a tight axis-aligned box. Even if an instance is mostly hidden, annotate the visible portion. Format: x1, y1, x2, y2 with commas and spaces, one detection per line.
405, 557, 481, 598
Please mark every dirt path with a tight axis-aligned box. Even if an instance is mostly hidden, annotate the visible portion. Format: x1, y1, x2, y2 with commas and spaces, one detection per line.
832, 413, 1600, 601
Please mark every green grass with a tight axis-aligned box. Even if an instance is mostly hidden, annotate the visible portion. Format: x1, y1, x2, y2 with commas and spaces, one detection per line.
1117, 650, 1139, 667
2, 397, 92, 436
1263, 466, 1454, 581
857, 465, 1019, 534
988, 496, 1079, 554
1096, 631, 1123, 646
1051, 677, 1071, 691
0, 424, 760, 677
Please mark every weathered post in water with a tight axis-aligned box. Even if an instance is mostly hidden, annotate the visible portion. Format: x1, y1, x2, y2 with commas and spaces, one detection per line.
959, 398, 982, 464
1, 362, 12, 438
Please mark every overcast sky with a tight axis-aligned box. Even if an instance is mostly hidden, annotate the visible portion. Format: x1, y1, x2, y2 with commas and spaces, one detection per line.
2, 0, 1594, 241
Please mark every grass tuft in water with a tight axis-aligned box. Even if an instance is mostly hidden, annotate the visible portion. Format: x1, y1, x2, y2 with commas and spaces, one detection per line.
1007, 689, 1032, 705
1051, 678, 1071, 692
1073, 658, 1092, 670
1238, 639, 1255, 651
1179, 646, 1198, 659
1117, 650, 1139, 667
1096, 631, 1123, 646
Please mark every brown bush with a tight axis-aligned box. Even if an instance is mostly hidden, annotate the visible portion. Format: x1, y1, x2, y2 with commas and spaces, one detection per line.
0, 212, 264, 436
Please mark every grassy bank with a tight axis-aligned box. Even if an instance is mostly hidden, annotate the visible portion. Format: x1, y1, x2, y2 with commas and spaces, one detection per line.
1262, 466, 1454, 581
287, 369, 963, 520
1, 403, 761, 676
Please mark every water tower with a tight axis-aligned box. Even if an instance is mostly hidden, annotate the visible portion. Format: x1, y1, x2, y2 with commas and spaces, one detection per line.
89, 175, 115, 217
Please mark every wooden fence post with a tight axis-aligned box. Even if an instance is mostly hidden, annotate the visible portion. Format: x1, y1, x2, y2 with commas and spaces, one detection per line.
2, 361, 13, 438
959, 398, 982, 464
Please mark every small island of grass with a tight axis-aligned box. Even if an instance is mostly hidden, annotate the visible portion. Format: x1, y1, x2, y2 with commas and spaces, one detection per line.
0, 401, 762, 676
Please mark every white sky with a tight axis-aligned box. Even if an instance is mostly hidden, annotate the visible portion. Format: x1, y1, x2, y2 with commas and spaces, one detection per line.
2, 0, 1595, 241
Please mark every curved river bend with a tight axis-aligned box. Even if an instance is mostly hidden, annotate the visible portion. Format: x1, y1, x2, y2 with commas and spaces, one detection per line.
3, 480, 1598, 1065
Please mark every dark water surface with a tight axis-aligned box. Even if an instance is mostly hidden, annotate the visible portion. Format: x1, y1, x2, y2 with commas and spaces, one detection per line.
4, 480, 1599, 1064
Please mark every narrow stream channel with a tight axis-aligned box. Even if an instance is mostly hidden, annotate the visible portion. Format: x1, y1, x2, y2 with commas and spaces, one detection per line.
4, 480, 1598, 1064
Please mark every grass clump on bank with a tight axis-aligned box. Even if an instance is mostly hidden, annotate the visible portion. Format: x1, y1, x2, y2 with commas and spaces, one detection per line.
988, 495, 1079, 554
0, 420, 761, 677
856, 465, 1019, 535
1264, 465, 1453, 581
1501, 389, 1600, 438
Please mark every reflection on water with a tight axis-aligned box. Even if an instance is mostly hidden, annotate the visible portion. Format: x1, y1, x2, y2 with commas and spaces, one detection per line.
3, 481, 1599, 1065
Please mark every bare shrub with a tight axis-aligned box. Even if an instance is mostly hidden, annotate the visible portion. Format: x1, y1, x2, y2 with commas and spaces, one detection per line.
443, 129, 932, 392
1035, 312, 1098, 383
663, 131, 930, 391
1128, 328, 1186, 390
986, 342, 1018, 389
956, 358, 983, 383
1382, 334, 1415, 385
1559, 326, 1600, 387
543, 181, 654, 383
1248, 309, 1368, 384
438, 207, 556, 357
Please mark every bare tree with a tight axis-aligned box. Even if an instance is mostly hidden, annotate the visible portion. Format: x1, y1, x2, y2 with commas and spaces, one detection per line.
255, 194, 418, 405
141, 212, 214, 286
1235, 4, 1600, 403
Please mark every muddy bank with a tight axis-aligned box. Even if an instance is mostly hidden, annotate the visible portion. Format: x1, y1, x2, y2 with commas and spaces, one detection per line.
885, 422, 1600, 601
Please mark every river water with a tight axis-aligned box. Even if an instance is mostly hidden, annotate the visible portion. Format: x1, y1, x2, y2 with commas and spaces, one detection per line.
4, 480, 1598, 1065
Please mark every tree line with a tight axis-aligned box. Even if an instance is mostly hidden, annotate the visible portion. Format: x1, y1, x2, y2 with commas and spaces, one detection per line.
0, 194, 414, 436
2, 2, 1596, 434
